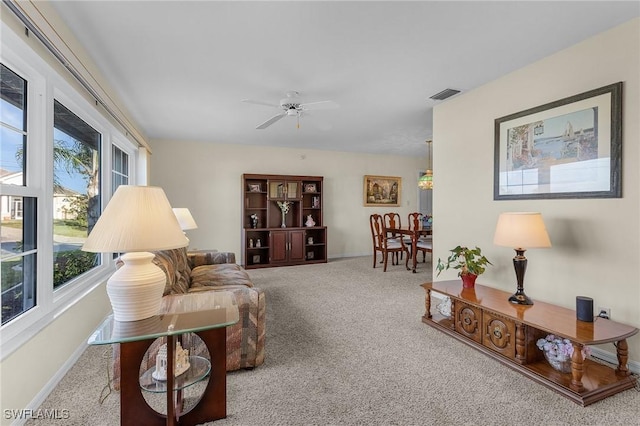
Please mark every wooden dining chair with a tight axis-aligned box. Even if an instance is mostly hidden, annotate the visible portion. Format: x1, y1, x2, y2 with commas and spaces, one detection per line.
408, 212, 432, 263
370, 214, 409, 272
383, 212, 403, 262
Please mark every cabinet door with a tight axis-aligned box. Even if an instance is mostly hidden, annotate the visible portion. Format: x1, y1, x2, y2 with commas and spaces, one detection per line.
482, 311, 516, 360
454, 300, 482, 343
270, 231, 288, 263
268, 180, 300, 200
289, 230, 306, 262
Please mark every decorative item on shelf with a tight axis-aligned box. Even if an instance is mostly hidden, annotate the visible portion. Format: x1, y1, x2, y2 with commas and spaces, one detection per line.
307, 251, 314, 260
256, 239, 261, 247
312, 196, 320, 208
82, 185, 188, 322
435, 246, 492, 289
252, 254, 260, 263
248, 183, 261, 192
436, 296, 452, 318
307, 237, 314, 245
249, 239, 254, 248
250, 213, 259, 229
277, 201, 293, 228
304, 183, 317, 193
536, 334, 591, 373
418, 139, 433, 190
305, 214, 316, 227
152, 341, 191, 381
493, 212, 551, 305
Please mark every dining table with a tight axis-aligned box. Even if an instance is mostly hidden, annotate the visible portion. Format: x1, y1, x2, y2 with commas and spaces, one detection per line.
386, 225, 432, 273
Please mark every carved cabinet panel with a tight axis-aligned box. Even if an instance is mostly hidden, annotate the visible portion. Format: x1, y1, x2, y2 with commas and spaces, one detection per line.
482, 311, 515, 360
454, 301, 482, 343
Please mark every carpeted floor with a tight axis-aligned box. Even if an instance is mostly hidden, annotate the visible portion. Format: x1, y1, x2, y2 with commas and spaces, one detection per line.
28, 256, 639, 425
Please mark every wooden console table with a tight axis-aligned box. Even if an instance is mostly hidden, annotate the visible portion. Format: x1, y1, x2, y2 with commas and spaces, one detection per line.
421, 281, 638, 406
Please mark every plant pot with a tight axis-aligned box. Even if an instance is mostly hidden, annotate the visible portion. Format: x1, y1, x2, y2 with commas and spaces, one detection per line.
461, 273, 478, 289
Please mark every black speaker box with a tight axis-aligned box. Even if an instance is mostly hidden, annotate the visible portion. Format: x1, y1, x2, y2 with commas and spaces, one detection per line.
576, 296, 594, 322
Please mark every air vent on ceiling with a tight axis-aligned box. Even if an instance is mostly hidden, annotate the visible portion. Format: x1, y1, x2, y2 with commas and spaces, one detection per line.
429, 88, 461, 101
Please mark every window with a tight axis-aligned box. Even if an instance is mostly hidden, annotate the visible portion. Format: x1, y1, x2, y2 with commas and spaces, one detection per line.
52, 100, 102, 289
1, 64, 37, 325
1, 24, 139, 357
112, 145, 129, 192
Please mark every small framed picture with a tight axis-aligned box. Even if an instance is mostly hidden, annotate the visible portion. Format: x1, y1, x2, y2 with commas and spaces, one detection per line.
312, 196, 320, 208
304, 183, 317, 193
307, 251, 314, 260
248, 183, 261, 192
252, 255, 261, 263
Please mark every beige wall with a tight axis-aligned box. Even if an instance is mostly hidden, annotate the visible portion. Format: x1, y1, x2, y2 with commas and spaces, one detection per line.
433, 19, 640, 361
0, 284, 111, 423
149, 140, 425, 261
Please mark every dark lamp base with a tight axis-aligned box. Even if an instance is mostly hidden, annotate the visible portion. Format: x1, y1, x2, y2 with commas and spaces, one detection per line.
509, 291, 533, 305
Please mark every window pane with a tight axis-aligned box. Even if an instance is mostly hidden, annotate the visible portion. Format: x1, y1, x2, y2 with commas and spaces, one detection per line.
111, 145, 128, 194
1, 197, 37, 325
53, 100, 101, 288
0, 64, 27, 184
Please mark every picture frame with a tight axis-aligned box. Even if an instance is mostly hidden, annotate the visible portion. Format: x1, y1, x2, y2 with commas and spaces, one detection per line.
494, 82, 622, 200
248, 183, 261, 192
363, 175, 401, 207
307, 251, 314, 260
304, 183, 317, 193
252, 255, 261, 264
312, 196, 320, 208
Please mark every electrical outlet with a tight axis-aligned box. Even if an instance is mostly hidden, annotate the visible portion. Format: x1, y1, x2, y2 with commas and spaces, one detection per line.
598, 307, 611, 319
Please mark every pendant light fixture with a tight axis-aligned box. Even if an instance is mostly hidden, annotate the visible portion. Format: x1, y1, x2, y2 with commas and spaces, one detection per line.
418, 140, 433, 190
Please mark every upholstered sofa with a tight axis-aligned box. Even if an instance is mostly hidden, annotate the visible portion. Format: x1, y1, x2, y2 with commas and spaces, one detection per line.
111, 248, 265, 390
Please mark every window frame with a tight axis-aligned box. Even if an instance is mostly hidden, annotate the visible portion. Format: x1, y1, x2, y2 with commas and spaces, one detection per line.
1, 24, 139, 359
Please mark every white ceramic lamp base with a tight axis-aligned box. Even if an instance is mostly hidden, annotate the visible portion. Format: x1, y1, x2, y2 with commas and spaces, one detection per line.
107, 252, 166, 322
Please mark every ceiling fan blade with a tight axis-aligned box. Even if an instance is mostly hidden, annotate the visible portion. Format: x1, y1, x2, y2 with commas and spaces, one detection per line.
242, 99, 281, 109
299, 100, 340, 110
256, 113, 286, 129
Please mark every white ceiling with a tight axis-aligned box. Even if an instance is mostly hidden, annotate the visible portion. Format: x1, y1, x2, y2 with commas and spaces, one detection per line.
50, 1, 639, 157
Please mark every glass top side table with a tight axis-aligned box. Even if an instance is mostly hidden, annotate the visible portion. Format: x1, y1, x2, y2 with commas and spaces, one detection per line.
88, 291, 239, 426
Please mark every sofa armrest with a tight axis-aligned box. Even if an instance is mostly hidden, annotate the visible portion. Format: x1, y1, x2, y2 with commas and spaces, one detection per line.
187, 250, 236, 268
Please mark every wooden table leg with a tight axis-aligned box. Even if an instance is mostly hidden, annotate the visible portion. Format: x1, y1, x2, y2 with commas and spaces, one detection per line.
119, 341, 166, 426
423, 288, 432, 320
615, 339, 631, 376
178, 327, 227, 425
570, 342, 585, 392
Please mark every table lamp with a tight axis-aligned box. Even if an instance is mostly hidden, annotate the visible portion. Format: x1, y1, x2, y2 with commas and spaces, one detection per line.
172, 208, 198, 239
82, 185, 188, 321
493, 212, 551, 305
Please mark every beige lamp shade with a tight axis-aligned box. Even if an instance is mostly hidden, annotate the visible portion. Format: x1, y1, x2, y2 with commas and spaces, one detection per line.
493, 212, 551, 249
82, 185, 188, 321
172, 208, 198, 231
83, 185, 188, 253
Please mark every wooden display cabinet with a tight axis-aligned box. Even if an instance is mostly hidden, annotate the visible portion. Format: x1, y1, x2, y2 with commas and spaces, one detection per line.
422, 281, 638, 406
242, 174, 327, 269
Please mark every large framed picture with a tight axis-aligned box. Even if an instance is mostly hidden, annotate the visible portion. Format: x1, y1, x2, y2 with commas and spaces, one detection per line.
363, 175, 401, 207
494, 82, 622, 200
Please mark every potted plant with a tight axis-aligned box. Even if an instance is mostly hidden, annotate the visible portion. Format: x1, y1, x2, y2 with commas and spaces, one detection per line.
435, 246, 492, 288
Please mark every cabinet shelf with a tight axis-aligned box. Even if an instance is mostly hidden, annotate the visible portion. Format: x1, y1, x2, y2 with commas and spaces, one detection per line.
243, 174, 327, 269
139, 356, 211, 393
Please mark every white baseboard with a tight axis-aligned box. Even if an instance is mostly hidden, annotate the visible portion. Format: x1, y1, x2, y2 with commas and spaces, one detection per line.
11, 340, 90, 426
590, 346, 640, 375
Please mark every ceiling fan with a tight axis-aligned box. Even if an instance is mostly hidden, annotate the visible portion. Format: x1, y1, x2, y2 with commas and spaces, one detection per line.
242, 90, 339, 129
